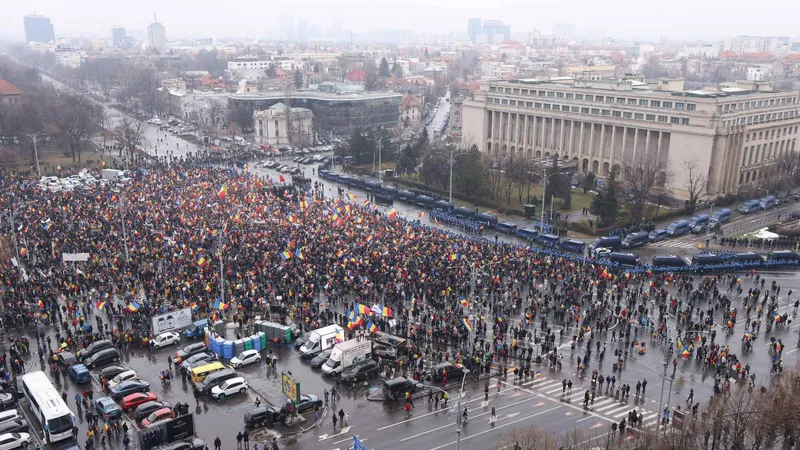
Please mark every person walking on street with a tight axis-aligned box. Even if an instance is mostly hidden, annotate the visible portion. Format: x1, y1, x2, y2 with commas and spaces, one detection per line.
236, 432, 243, 450
642, 379, 648, 396
214, 437, 222, 450
687, 389, 694, 406
243, 430, 249, 449
332, 414, 338, 431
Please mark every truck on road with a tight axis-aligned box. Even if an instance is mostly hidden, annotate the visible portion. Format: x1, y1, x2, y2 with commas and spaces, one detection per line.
299, 325, 344, 359
101, 169, 124, 181
321, 339, 373, 376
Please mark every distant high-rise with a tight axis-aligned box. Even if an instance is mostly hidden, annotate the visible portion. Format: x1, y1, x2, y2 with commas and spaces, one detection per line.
552, 24, 576, 42
467, 18, 482, 43
296, 19, 308, 44
482, 20, 510, 45
280, 16, 296, 42
147, 14, 167, 49
111, 28, 127, 48
23, 14, 55, 43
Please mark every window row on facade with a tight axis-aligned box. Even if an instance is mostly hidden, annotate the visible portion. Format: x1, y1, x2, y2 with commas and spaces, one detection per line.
488, 97, 693, 125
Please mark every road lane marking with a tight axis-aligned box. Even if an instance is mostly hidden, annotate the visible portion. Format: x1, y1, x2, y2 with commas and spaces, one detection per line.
427, 405, 563, 450
375, 386, 521, 431
399, 397, 544, 442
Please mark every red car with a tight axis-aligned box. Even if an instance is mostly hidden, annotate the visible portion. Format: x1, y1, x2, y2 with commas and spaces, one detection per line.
121, 392, 159, 411
140, 407, 174, 427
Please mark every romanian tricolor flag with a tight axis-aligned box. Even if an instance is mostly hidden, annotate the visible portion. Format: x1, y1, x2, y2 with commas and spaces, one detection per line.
128, 301, 140, 312
19, 248, 28, 257
217, 185, 228, 199
96, 301, 106, 311
367, 320, 378, 333
347, 321, 357, 331
190, 302, 198, 311
280, 251, 293, 261
197, 256, 206, 267
354, 315, 364, 327
37, 299, 44, 308
382, 306, 393, 318
288, 215, 297, 224
449, 253, 459, 261
459, 297, 468, 307
348, 193, 356, 202
418, 212, 424, 219
387, 208, 397, 219
462, 317, 473, 332
299, 200, 308, 211
295, 248, 305, 260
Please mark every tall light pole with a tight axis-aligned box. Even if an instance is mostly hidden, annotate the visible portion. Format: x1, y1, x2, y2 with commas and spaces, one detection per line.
366, 133, 385, 184
2, 204, 26, 273
22, 132, 46, 177
455, 369, 471, 450
539, 169, 564, 234
118, 193, 130, 263
449, 146, 454, 204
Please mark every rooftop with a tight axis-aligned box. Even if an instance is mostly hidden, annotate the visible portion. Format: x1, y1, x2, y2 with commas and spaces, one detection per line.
228, 90, 402, 102
0, 78, 23, 96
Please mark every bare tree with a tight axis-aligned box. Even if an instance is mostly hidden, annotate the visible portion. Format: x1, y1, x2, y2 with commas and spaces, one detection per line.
54, 93, 104, 163
682, 159, 708, 212
113, 117, 147, 162
621, 153, 671, 221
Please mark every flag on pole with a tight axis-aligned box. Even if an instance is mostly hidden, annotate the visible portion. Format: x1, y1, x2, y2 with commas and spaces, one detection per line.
348, 193, 356, 202
354, 435, 367, 450
96, 301, 105, 311
295, 248, 305, 260
367, 320, 378, 333
279, 174, 286, 183
128, 301, 140, 312
387, 208, 397, 219
280, 251, 293, 260
37, 299, 44, 308
458, 297, 468, 307
462, 317, 473, 332
217, 185, 228, 199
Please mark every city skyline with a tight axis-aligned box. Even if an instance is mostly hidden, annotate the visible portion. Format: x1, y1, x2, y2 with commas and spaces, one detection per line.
4, 0, 800, 43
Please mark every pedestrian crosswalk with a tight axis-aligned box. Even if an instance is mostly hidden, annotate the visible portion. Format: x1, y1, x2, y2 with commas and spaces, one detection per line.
650, 240, 701, 249
507, 375, 661, 429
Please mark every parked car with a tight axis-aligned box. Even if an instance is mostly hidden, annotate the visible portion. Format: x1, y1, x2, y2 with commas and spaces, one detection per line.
310, 349, 332, 369
381, 377, 424, 402
174, 343, 208, 364
77, 339, 115, 361
108, 370, 139, 389
110, 380, 151, 400
0, 432, 31, 450
0, 419, 28, 435
53, 351, 78, 369
243, 406, 285, 428
153, 438, 206, 450
230, 350, 261, 369
153, 332, 181, 349
134, 401, 173, 423
140, 408, 175, 427
95, 396, 122, 420
100, 366, 129, 382
121, 392, 159, 411
83, 348, 121, 369
341, 360, 380, 384
67, 364, 92, 384
0, 395, 15, 411
284, 394, 322, 414
180, 352, 217, 371
211, 377, 248, 400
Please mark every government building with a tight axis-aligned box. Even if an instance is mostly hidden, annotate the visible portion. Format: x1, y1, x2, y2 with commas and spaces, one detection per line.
461, 75, 800, 198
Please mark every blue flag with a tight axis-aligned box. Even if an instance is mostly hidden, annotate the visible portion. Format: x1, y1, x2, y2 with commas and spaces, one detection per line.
353, 435, 367, 450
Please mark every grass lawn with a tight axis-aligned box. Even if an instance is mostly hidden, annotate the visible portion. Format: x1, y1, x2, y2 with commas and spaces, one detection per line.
392, 174, 595, 215
10, 144, 114, 178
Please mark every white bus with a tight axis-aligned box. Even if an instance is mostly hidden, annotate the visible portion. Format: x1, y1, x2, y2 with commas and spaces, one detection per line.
20, 371, 75, 443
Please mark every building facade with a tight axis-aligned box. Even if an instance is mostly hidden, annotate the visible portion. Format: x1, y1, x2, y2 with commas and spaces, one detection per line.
23, 15, 55, 43
229, 91, 401, 134
147, 15, 167, 49
253, 102, 314, 147
111, 28, 127, 48
0, 79, 23, 106
461, 78, 800, 198
401, 94, 421, 127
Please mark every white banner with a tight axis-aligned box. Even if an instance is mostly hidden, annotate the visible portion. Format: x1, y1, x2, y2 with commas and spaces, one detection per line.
62, 253, 90, 262
151, 308, 193, 335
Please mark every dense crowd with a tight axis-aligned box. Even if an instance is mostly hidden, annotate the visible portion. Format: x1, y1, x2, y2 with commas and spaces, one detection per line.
0, 163, 794, 445
718, 236, 800, 250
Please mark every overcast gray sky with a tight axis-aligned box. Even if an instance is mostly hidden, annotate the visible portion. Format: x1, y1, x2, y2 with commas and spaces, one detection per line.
3, 0, 800, 42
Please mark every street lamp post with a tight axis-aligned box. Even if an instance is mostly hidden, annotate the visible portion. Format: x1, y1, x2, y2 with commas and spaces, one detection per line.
366, 134, 385, 184
118, 193, 130, 263
22, 132, 46, 177
539, 169, 564, 234
455, 369, 470, 450
449, 146, 454, 204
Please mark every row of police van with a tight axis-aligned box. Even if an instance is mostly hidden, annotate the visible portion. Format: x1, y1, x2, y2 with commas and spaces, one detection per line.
599, 250, 799, 269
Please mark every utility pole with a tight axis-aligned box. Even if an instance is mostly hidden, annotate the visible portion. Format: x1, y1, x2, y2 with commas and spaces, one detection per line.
455, 369, 470, 450
119, 193, 130, 263
22, 132, 46, 177
449, 145, 454, 204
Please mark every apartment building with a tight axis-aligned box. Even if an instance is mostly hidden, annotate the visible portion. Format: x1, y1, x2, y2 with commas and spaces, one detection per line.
461, 77, 800, 198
